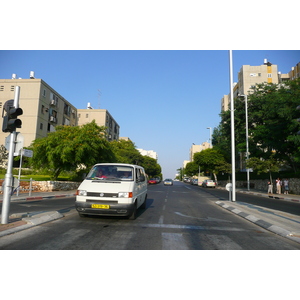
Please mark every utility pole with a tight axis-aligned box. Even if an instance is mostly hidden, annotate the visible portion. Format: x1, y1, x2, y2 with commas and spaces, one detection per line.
229, 51, 236, 202
1, 86, 23, 224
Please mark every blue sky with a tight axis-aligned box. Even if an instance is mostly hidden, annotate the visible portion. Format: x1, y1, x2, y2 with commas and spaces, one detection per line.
1, 50, 299, 178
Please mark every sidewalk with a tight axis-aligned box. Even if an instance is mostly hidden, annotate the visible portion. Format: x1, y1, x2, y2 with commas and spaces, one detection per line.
215, 187, 300, 244
0, 190, 77, 237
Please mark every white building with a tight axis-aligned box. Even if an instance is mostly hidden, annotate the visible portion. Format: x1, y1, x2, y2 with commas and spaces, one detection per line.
137, 149, 158, 160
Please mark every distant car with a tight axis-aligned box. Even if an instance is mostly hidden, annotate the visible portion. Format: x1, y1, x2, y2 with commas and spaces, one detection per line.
163, 178, 173, 186
201, 179, 216, 188
191, 178, 198, 185
183, 177, 190, 183
148, 178, 157, 184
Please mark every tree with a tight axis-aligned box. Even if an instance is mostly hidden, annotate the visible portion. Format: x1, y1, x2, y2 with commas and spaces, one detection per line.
110, 140, 142, 165
184, 161, 199, 177
248, 79, 300, 170
193, 148, 231, 183
246, 155, 281, 184
29, 121, 115, 180
140, 155, 161, 178
0, 144, 8, 167
109, 139, 162, 178
215, 78, 300, 172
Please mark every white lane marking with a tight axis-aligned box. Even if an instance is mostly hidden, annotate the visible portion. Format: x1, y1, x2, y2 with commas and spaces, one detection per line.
36, 228, 90, 249
206, 234, 243, 250
101, 231, 136, 250
139, 223, 247, 231
158, 215, 164, 224
162, 232, 189, 250
174, 212, 232, 222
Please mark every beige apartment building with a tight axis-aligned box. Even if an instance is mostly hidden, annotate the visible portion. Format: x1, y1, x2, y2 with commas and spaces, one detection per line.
221, 59, 300, 111
0, 75, 77, 148
221, 59, 281, 111
0, 74, 120, 149
77, 108, 120, 141
189, 142, 210, 161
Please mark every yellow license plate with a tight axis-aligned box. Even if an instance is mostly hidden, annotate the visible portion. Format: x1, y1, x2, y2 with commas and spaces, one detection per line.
91, 204, 110, 209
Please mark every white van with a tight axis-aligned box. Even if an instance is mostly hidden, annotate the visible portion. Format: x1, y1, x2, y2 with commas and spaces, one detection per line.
75, 163, 147, 220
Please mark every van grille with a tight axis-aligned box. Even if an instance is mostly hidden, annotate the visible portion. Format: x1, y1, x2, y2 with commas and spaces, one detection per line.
86, 200, 118, 204
87, 192, 118, 198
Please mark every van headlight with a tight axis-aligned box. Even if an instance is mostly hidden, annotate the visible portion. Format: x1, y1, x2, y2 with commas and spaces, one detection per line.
77, 190, 87, 196
118, 192, 133, 198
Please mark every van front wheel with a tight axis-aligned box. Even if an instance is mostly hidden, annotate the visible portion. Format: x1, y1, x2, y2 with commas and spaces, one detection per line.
129, 202, 137, 220
141, 195, 147, 209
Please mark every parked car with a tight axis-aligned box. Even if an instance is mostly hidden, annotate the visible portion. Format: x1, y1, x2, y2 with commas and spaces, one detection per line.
148, 178, 157, 184
163, 178, 173, 186
191, 178, 198, 185
155, 177, 161, 183
201, 179, 216, 188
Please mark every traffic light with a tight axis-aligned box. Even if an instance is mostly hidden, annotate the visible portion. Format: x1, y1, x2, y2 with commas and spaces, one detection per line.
2, 100, 23, 133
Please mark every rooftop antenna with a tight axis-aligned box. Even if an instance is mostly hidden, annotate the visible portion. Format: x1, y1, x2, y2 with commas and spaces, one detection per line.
97, 89, 101, 109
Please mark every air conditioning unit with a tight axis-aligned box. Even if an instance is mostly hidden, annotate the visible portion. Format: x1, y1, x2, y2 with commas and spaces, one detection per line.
50, 116, 57, 123
50, 99, 57, 106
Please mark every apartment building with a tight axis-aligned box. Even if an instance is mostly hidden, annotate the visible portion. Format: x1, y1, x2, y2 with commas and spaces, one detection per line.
0, 74, 77, 148
137, 148, 158, 160
189, 142, 210, 161
77, 107, 120, 141
221, 59, 280, 111
221, 59, 300, 111
0, 73, 120, 149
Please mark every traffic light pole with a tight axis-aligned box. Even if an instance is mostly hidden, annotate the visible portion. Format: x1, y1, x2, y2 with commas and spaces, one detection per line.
1, 86, 20, 224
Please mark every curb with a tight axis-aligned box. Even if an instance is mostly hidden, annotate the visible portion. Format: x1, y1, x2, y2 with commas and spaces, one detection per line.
0, 193, 77, 203
217, 187, 300, 204
0, 211, 64, 237
215, 201, 300, 244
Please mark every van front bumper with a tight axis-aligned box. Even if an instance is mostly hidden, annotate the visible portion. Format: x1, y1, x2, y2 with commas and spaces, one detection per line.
75, 201, 135, 217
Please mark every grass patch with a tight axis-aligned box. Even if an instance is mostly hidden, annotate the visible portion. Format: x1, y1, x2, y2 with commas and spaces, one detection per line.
0, 174, 70, 181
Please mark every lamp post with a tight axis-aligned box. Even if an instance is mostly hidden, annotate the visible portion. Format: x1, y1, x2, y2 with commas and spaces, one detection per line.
207, 127, 212, 148
229, 50, 236, 201
239, 94, 250, 191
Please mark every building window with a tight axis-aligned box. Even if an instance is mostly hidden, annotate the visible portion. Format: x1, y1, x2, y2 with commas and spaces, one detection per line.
267, 74, 272, 78
40, 123, 43, 130
0, 86, 4, 91
11, 86, 14, 91
86, 114, 89, 118
64, 103, 71, 116
43, 89, 46, 97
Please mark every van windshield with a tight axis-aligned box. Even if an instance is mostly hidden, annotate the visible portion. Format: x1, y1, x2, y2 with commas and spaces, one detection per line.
86, 165, 134, 181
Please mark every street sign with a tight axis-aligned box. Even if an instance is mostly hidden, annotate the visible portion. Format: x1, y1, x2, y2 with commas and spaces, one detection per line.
22, 149, 33, 157
226, 183, 232, 191
5, 132, 24, 155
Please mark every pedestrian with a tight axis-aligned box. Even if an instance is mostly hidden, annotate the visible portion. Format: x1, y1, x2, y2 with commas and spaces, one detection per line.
268, 181, 273, 194
283, 178, 289, 194
276, 178, 281, 194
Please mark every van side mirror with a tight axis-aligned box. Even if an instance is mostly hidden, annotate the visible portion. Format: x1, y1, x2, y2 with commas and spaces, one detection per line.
138, 175, 145, 182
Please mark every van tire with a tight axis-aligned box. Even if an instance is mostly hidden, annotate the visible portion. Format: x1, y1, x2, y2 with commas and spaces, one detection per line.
141, 195, 147, 209
129, 202, 137, 220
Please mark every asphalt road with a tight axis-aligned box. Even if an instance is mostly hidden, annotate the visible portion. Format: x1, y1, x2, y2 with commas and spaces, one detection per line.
0, 181, 300, 249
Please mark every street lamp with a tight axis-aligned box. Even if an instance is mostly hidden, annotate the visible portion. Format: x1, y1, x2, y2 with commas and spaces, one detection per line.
238, 93, 250, 191
207, 127, 212, 148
